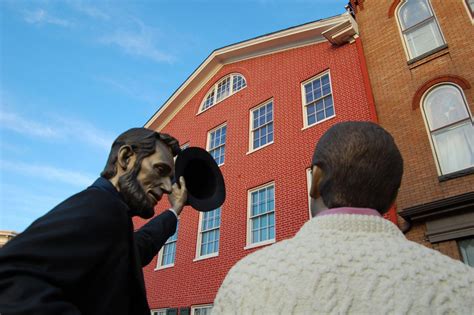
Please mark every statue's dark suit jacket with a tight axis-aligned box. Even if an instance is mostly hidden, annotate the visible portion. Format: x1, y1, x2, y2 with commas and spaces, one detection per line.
0, 178, 177, 315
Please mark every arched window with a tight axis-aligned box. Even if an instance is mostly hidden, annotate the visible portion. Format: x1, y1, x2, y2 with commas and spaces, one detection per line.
422, 84, 474, 175
396, 0, 445, 60
200, 73, 247, 112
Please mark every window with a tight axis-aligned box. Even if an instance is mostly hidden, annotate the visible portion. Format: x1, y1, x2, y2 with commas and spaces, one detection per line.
207, 124, 226, 166
422, 84, 474, 175
250, 100, 274, 151
192, 305, 213, 315
156, 224, 178, 268
151, 309, 167, 315
459, 238, 474, 267
247, 183, 275, 247
200, 73, 247, 112
302, 72, 335, 128
197, 208, 221, 258
396, 0, 445, 60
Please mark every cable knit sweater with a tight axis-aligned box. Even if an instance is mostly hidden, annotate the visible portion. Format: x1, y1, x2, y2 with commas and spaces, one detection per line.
213, 213, 474, 315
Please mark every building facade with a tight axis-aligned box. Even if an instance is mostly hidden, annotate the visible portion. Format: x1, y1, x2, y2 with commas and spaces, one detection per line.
137, 13, 385, 314
349, 0, 474, 265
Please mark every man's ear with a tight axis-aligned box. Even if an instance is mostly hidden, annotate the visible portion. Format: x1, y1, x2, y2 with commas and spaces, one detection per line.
310, 165, 323, 199
117, 145, 135, 172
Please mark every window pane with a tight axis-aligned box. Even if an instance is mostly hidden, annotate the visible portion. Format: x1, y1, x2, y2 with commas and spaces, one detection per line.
233, 74, 246, 92
252, 217, 260, 230
322, 83, 331, 96
321, 74, 330, 85
325, 106, 334, 118
316, 99, 324, 112
459, 238, 474, 267
399, 0, 432, 29
261, 226, 268, 241
307, 114, 316, 126
424, 85, 470, 130
432, 122, 474, 174
203, 91, 215, 110
208, 125, 226, 165
252, 102, 274, 149
405, 19, 444, 59
216, 77, 231, 101
316, 111, 325, 122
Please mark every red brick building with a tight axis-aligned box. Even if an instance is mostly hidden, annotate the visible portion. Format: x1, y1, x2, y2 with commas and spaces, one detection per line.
349, 0, 474, 264
136, 13, 384, 314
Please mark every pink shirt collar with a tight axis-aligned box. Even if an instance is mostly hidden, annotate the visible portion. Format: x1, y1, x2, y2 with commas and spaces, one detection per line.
316, 207, 382, 217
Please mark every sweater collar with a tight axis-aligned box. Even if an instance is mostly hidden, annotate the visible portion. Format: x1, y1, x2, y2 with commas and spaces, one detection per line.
303, 210, 404, 238
317, 207, 382, 217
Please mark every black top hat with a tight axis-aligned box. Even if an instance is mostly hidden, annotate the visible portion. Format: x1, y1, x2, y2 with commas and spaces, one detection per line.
174, 147, 226, 212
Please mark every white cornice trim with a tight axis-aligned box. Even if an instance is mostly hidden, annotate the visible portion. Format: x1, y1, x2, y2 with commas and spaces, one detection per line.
145, 13, 355, 130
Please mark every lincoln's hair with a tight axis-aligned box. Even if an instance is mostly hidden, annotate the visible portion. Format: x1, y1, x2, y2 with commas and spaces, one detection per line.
101, 128, 180, 179
312, 121, 403, 214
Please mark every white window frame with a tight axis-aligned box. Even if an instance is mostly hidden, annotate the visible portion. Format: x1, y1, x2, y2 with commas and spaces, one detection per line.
191, 304, 213, 315
151, 309, 167, 315
155, 225, 178, 270
301, 70, 336, 130
420, 83, 474, 176
306, 168, 313, 220
464, 0, 474, 23
181, 142, 190, 150
199, 73, 247, 113
194, 207, 221, 261
245, 182, 276, 250
248, 99, 274, 154
206, 123, 227, 166
395, 0, 446, 61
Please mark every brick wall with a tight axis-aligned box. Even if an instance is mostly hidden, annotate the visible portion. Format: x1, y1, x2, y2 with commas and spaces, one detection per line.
353, 0, 474, 257
135, 39, 376, 310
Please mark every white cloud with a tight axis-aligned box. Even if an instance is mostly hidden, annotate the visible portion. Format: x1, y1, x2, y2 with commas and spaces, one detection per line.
0, 160, 94, 187
0, 108, 113, 151
24, 9, 72, 27
100, 19, 175, 63
68, 2, 110, 20
0, 111, 60, 138
96, 76, 159, 105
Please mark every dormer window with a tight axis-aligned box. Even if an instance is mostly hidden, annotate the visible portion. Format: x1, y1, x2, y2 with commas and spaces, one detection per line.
200, 73, 247, 112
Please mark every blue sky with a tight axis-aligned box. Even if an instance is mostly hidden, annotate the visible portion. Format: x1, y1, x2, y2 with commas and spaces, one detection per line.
0, 0, 347, 232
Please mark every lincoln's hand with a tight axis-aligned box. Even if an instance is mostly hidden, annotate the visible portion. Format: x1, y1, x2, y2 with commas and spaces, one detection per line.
168, 176, 187, 216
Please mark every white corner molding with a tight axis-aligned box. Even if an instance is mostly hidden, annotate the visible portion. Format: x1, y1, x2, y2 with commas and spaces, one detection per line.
322, 14, 359, 46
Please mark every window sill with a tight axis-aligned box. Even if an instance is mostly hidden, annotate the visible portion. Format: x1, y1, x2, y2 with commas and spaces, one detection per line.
244, 238, 275, 250
246, 141, 274, 155
154, 263, 174, 271
407, 44, 449, 69
438, 167, 474, 182
193, 252, 219, 262
301, 115, 336, 131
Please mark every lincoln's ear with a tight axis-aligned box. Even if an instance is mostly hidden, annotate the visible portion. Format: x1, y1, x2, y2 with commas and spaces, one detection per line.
117, 145, 135, 171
